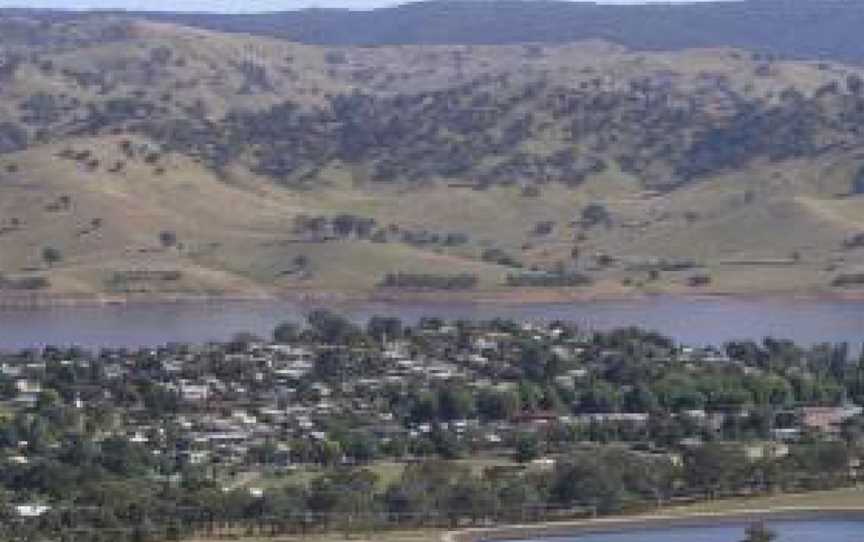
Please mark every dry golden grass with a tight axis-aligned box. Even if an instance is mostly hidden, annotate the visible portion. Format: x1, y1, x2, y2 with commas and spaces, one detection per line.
4, 132, 864, 300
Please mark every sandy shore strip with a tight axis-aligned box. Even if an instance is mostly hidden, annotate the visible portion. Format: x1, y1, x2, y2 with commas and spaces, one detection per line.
443, 506, 864, 542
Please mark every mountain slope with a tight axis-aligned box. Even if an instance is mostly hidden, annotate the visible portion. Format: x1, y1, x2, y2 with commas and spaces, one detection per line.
1, 17, 864, 300
13, 1, 864, 63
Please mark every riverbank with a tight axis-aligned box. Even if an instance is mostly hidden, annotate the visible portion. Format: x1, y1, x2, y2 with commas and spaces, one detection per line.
445, 487, 864, 542
4, 285, 864, 309
446, 508, 864, 542
177, 488, 864, 542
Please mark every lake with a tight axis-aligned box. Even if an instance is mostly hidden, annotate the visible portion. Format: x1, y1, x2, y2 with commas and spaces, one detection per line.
0, 296, 863, 349
510, 519, 864, 542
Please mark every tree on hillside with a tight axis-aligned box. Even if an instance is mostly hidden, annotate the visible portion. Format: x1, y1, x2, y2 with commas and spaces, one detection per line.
439, 385, 476, 421
580, 203, 611, 228
847, 74, 863, 95
685, 444, 747, 498
273, 321, 300, 344
159, 230, 178, 249
850, 166, 864, 195
41, 246, 63, 268
514, 432, 541, 463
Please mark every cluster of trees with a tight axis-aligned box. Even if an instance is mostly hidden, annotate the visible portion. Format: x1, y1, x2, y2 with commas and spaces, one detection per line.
0, 433, 852, 541
0, 121, 28, 154
482, 248, 522, 268
291, 213, 471, 249
379, 273, 479, 290
19, 93, 79, 128
292, 213, 377, 239
506, 272, 593, 287
832, 273, 864, 288
7, 20, 864, 199
0, 16, 133, 50
280, 312, 864, 417
145, 68, 864, 191
0, 274, 50, 290
106, 270, 184, 291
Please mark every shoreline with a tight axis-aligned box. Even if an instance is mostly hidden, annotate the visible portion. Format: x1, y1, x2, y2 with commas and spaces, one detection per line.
443, 506, 864, 542
2, 287, 864, 309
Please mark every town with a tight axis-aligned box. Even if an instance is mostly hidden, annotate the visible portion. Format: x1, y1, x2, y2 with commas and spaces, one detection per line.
1, 310, 862, 541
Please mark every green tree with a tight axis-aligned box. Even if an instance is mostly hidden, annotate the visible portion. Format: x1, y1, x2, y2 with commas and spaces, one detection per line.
273, 321, 300, 343
684, 444, 747, 498
514, 432, 541, 463
439, 386, 476, 421
36, 389, 61, 412
580, 203, 611, 228
367, 316, 404, 343
551, 451, 626, 513
410, 391, 440, 423
578, 381, 622, 413
477, 388, 520, 421
742, 522, 777, 542
308, 309, 360, 344
343, 431, 380, 464
158, 230, 178, 248
41, 246, 63, 267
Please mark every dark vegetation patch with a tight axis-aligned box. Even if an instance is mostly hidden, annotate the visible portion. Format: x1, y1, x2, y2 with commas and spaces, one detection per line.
831, 273, 864, 287
379, 272, 478, 290
506, 271, 593, 287
0, 274, 50, 290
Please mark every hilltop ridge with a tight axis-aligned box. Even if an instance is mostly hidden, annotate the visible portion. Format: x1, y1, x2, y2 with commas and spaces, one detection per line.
10, 1, 864, 62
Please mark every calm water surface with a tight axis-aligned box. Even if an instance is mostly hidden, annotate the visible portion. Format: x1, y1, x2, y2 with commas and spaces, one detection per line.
0, 296, 863, 349
512, 520, 863, 542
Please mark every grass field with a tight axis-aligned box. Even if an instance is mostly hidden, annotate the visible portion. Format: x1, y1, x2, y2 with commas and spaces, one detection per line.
663, 486, 864, 515
242, 457, 522, 493
4, 133, 864, 301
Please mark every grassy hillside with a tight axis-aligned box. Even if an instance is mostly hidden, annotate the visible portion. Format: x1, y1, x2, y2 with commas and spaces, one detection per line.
0, 136, 513, 298
2, 17, 864, 301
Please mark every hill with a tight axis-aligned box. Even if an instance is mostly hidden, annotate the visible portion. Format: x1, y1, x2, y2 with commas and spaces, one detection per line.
12, 1, 864, 63
2, 16, 864, 301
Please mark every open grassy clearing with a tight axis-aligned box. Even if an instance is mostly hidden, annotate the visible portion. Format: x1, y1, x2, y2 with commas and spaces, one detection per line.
663, 486, 864, 515
5, 135, 864, 299
240, 457, 522, 493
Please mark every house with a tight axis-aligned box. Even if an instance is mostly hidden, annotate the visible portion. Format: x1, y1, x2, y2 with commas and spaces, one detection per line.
743, 441, 790, 461
576, 413, 650, 427
14, 504, 51, 518
772, 427, 801, 441
0, 363, 22, 377
178, 383, 210, 402
181, 450, 210, 465
15, 379, 41, 394
513, 410, 561, 427
800, 405, 862, 433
